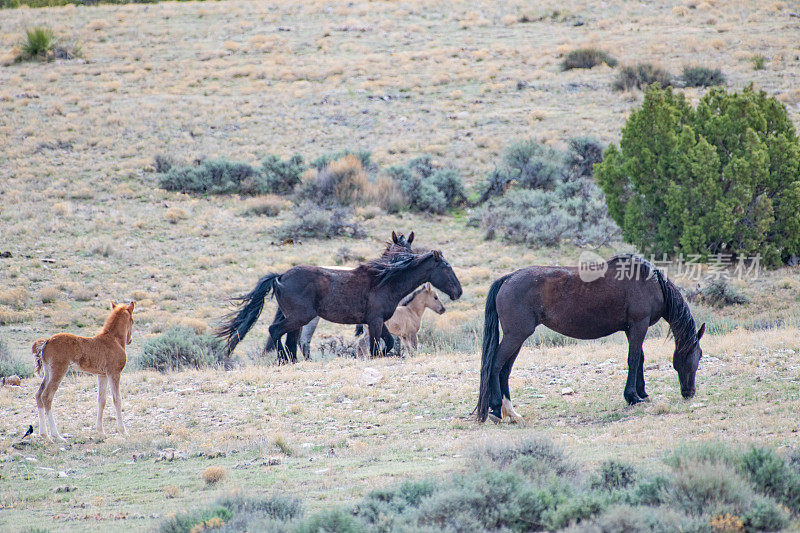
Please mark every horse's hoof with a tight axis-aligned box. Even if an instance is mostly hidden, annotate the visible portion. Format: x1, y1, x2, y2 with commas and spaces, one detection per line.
488, 413, 502, 424
626, 396, 644, 405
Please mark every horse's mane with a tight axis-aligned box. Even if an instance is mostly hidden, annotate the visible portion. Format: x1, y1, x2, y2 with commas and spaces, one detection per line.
102, 306, 130, 334
399, 285, 427, 306
609, 254, 698, 356
364, 251, 431, 288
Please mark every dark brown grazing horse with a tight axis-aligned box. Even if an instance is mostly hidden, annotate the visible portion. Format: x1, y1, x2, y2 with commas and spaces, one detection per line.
264, 231, 417, 361
475, 255, 705, 423
218, 249, 462, 362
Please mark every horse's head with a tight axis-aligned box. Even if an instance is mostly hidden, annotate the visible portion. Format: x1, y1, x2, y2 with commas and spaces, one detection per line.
674, 323, 704, 399
422, 282, 446, 314
111, 300, 135, 345
391, 230, 415, 251
428, 250, 462, 301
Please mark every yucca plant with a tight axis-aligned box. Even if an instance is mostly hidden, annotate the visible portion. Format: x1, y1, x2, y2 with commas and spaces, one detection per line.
21, 26, 54, 58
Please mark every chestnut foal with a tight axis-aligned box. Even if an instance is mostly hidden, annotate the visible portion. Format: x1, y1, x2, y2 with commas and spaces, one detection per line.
32, 301, 134, 441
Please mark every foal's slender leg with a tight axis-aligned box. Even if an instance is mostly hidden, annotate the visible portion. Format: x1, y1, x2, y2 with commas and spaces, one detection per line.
41, 366, 67, 441
109, 373, 127, 436
35, 366, 49, 438
97, 375, 109, 435
300, 317, 319, 360
624, 320, 648, 405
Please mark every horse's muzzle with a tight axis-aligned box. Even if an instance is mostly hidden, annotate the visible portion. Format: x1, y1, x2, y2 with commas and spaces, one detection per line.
681, 388, 695, 399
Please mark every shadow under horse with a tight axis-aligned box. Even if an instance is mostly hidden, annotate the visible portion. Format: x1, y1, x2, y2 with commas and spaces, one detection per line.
218, 249, 462, 362
475, 255, 705, 423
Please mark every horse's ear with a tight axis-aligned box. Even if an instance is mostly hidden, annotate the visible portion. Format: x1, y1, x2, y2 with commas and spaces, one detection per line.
426, 282, 431, 290
110, 300, 117, 309
392, 231, 398, 244
128, 301, 135, 313
408, 231, 414, 244
432, 250, 442, 260
697, 323, 705, 341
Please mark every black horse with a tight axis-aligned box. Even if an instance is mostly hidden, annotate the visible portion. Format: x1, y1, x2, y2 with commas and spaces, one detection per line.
295, 231, 418, 360
218, 249, 462, 362
476, 255, 705, 423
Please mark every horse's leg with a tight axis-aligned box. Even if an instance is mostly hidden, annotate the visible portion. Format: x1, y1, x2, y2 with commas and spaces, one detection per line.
624, 320, 648, 405
489, 333, 530, 423
300, 317, 319, 360
35, 367, 48, 438
499, 337, 528, 424
285, 330, 300, 363
380, 325, 394, 357
109, 373, 127, 435
636, 351, 648, 399
269, 311, 314, 364
97, 374, 108, 435
367, 319, 385, 358
41, 365, 67, 441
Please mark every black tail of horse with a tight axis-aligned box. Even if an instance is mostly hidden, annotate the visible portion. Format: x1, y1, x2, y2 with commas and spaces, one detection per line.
218, 273, 279, 355
474, 274, 510, 422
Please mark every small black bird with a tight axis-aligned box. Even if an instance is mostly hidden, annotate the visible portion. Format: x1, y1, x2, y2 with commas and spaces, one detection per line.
21, 425, 34, 440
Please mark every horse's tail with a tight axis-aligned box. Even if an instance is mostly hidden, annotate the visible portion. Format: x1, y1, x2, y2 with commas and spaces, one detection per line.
217, 273, 280, 355
474, 274, 511, 422
32, 339, 47, 376
264, 308, 285, 352
354, 324, 364, 337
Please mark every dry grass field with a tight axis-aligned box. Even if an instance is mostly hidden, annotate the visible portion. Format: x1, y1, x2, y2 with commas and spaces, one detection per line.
2, 0, 800, 531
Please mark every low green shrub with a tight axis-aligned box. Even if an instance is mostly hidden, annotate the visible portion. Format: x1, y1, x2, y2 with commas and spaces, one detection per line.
260, 154, 305, 195
160, 505, 232, 533
699, 278, 749, 307
387, 155, 465, 214
740, 446, 800, 513
21, 26, 53, 58
561, 48, 618, 70
681, 66, 726, 87
273, 203, 365, 241
311, 150, 374, 173
138, 327, 229, 372
160, 439, 800, 532
612, 63, 672, 91
159, 158, 265, 195
0, 339, 32, 378
591, 460, 637, 491
751, 54, 766, 70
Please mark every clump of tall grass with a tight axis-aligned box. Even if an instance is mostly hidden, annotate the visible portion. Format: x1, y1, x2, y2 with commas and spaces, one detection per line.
561, 48, 618, 70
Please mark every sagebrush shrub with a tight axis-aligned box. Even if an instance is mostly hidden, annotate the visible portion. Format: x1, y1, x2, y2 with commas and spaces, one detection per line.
700, 278, 748, 307
596, 85, 800, 266
591, 460, 637, 491
388, 155, 465, 214
681, 66, 726, 87
561, 48, 618, 70
311, 150, 374, 172
138, 326, 229, 372
470, 182, 619, 247
159, 158, 265, 195
612, 63, 673, 91
273, 203, 365, 241
0, 339, 33, 378
260, 154, 305, 195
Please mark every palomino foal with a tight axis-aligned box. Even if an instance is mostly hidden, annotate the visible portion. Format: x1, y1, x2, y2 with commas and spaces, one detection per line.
357, 283, 445, 357
32, 301, 134, 441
